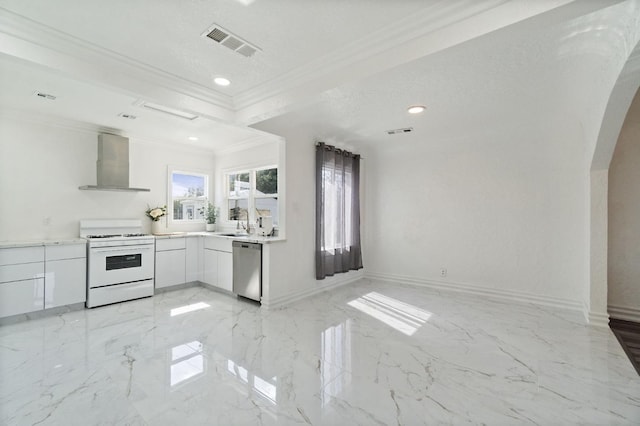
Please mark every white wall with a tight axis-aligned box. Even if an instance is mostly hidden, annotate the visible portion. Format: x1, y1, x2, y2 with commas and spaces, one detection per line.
0, 116, 215, 240
608, 88, 640, 321
363, 119, 587, 307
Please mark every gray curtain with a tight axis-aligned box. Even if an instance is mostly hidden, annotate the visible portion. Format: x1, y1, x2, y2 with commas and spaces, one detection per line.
315, 142, 363, 280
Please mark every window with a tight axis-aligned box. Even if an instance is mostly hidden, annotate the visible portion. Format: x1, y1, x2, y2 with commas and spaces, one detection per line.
226, 167, 278, 226
170, 170, 208, 222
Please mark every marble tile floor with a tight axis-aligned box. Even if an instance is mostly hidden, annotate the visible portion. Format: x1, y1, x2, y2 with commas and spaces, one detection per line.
1, 279, 639, 425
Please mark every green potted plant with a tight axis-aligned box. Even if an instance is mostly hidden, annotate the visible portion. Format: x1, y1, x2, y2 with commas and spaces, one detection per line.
199, 202, 219, 231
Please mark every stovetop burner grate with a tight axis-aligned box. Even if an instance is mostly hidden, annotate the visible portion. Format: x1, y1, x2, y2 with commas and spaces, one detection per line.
85, 233, 151, 239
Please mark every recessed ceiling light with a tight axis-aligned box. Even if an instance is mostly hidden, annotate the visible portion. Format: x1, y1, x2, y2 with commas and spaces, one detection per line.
188, 136, 199, 141
407, 105, 426, 114
214, 77, 231, 86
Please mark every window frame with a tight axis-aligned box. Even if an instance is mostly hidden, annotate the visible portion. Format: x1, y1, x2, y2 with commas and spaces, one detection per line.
224, 165, 278, 228
167, 166, 211, 227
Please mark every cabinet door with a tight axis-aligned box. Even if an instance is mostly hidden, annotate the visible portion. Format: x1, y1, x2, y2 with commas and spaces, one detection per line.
155, 250, 186, 289
202, 249, 218, 287
0, 278, 45, 317
45, 258, 86, 308
185, 237, 202, 283
217, 251, 233, 292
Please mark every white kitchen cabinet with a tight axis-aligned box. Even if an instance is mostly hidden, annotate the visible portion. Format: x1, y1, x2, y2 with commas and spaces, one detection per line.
185, 236, 202, 283
155, 237, 186, 289
217, 251, 233, 292
0, 246, 44, 266
203, 237, 234, 292
202, 248, 218, 287
0, 278, 45, 317
156, 250, 186, 289
45, 243, 86, 308
0, 246, 45, 318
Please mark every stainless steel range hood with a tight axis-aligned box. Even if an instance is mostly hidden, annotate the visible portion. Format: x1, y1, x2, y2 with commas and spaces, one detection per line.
79, 134, 150, 192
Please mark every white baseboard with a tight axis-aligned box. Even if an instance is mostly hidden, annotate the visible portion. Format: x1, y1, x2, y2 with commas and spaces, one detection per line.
609, 305, 640, 323
587, 311, 610, 327
366, 272, 584, 314
262, 270, 364, 309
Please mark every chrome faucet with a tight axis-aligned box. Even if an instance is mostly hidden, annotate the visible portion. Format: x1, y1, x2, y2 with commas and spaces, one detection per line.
237, 217, 250, 234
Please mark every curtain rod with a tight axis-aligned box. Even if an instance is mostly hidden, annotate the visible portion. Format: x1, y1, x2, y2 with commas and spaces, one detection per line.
315, 142, 364, 159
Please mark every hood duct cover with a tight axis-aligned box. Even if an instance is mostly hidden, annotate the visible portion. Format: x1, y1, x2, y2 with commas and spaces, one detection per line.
79, 134, 150, 192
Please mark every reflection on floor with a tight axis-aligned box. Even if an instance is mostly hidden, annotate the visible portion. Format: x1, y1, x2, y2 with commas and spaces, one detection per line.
1, 279, 639, 425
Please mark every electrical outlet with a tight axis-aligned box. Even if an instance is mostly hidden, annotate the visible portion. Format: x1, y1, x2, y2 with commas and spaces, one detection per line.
440, 268, 447, 277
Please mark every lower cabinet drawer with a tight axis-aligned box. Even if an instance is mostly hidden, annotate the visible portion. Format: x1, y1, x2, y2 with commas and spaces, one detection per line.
0, 262, 44, 284
0, 246, 44, 266
0, 278, 45, 317
156, 238, 186, 251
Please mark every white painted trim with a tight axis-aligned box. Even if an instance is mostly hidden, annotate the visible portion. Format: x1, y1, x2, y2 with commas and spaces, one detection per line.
234, 0, 547, 109
365, 272, 584, 313
0, 107, 224, 155
0, 107, 120, 136
609, 305, 640, 323
582, 300, 590, 324
262, 270, 364, 309
0, 9, 233, 111
234, 0, 583, 124
587, 310, 610, 328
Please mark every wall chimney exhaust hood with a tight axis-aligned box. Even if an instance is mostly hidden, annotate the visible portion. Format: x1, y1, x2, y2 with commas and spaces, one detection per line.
79, 134, 150, 192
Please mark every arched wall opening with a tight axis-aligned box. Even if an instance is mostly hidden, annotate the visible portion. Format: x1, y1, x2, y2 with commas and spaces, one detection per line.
589, 42, 640, 325
607, 87, 640, 321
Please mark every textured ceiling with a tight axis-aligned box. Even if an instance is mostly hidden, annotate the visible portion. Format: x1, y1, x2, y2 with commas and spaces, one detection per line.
0, 0, 436, 95
0, 0, 632, 151
254, 0, 640, 152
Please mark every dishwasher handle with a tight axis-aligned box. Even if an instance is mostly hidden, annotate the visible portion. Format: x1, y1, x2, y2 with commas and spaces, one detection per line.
232, 241, 261, 250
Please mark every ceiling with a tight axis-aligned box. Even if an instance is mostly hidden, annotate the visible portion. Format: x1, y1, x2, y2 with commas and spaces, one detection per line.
0, 0, 628, 152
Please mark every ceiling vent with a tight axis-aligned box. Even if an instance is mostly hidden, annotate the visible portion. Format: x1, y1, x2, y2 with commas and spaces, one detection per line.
33, 91, 56, 100
386, 127, 414, 135
202, 24, 260, 58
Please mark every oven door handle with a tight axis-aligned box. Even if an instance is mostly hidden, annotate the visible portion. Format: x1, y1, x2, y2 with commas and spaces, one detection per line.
91, 246, 154, 254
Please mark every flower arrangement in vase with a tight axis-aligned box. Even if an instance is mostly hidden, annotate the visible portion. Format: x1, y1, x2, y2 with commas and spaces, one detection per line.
199, 202, 219, 232
146, 205, 167, 235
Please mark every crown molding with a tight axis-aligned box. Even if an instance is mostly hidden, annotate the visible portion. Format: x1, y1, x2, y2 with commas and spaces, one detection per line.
234, 0, 509, 110
0, 107, 222, 155
1, 0, 599, 128
0, 8, 235, 118
0, 107, 120, 135
234, 0, 597, 125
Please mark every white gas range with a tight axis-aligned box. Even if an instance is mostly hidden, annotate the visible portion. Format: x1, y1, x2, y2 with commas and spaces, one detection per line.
80, 219, 155, 308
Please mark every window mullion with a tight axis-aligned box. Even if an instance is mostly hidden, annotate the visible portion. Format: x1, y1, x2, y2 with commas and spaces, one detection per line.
249, 169, 256, 226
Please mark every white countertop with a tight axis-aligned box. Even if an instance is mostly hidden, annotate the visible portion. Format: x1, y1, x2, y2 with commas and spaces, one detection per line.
1, 232, 284, 248
0, 238, 87, 249
153, 231, 284, 244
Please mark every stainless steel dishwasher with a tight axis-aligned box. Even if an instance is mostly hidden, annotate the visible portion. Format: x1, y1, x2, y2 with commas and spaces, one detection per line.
232, 241, 262, 302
